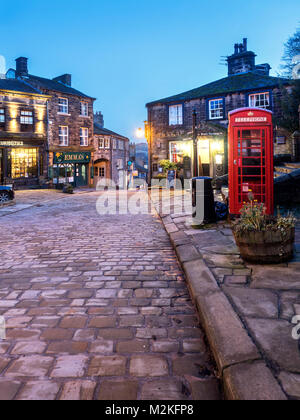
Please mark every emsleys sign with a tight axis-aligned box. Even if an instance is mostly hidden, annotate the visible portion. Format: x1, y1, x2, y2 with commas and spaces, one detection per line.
54, 152, 91, 164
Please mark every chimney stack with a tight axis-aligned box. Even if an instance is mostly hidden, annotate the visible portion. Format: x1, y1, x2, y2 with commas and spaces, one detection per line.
15, 57, 28, 77
53, 74, 72, 87
94, 111, 104, 128
243, 38, 248, 51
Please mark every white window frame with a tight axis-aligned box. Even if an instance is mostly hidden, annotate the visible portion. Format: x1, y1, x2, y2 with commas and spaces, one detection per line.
99, 138, 104, 149
59, 126, 69, 146
0, 109, 5, 123
80, 128, 89, 146
58, 98, 68, 114
104, 138, 110, 149
80, 102, 89, 117
209, 99, 224, 120
20, 110, 33, 125
249, 92, 270, 109
169, 104, 183, 126
113, 138, 117, 150
118, 140, 124, 150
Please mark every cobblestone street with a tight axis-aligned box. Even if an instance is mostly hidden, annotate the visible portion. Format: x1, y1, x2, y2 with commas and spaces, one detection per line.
0, 191, 220, 400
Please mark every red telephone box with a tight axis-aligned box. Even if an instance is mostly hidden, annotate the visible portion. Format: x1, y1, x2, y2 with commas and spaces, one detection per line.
228, 108, 274, 215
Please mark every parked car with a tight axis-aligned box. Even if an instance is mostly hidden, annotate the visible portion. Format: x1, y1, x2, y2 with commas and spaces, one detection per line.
0, 185, 15, 203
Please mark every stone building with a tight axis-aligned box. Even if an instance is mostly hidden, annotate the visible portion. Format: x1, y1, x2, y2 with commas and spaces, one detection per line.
0, 78, 49, 188
93, 114, 129, 188
6, 57, 95, 188
145, 39, 294, 180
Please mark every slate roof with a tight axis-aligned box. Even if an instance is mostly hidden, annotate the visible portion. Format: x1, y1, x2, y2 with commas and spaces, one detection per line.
0, 78, 43, 95
28, 74, 94, 99
146, 72, 291, 106
94, 123, 129, 140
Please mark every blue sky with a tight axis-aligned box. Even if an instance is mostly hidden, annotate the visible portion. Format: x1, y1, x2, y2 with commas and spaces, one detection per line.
1, 0, 299, 141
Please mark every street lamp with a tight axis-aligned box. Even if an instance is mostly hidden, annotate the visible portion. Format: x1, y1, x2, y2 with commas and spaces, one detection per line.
135, 128, 144, 139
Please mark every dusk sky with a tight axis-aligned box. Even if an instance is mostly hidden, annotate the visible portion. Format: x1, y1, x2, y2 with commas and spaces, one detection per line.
1, 0, 299, 141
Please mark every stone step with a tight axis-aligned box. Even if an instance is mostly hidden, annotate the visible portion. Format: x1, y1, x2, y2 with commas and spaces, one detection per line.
275, 166, 296, 174
285, 162, 300, 169
274, 172, 284, 178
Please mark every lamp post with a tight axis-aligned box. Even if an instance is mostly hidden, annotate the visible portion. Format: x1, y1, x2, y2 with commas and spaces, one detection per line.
192, 110, 198, 178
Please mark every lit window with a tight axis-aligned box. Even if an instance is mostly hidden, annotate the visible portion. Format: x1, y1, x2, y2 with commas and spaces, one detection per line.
209, 99, 224, 119
9, 148, 38, 179
80, 128, 89, 146
249, 92, 270, 109
0, 109, 5, 123
20, 110, 33, 125
169, 105, 183, 126
99, 138, 104, 149
170, 143, 179, 163
59, 126, 68, 146
58, 98, 68, 114
105, 138, 110, 149
80, 102, 88, 117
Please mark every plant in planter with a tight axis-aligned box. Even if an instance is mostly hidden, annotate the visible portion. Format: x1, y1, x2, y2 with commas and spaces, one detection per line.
62, 183, 74, 194
233, 196, 296, 264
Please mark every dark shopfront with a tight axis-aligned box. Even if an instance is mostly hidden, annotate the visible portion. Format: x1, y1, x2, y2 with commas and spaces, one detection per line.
52, 151, 91, 188
0, 140, 44, 188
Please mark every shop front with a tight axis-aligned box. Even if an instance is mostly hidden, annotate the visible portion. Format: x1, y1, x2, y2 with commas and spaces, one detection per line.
0, 140, 44, 188
51, 151, 91, 188
169, 135, 225, 179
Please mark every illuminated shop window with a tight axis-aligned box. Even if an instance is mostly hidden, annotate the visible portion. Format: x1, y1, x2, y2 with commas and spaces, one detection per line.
80, 128, 89, 146
9, 148, 38, 179
249, 92, 270, 109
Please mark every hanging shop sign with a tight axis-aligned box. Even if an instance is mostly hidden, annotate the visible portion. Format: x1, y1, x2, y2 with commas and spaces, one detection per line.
0, 140, 24, 147
54, 152, 91, 164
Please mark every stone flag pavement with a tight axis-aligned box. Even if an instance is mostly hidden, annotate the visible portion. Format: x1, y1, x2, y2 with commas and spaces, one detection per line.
0, 190, 220, 400
151, 189, 300, 400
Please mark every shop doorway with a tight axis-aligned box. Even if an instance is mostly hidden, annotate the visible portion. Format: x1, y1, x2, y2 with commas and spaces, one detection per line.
94, 159, 110, 188
198, 140, 210, 176
75, 164, 88, 187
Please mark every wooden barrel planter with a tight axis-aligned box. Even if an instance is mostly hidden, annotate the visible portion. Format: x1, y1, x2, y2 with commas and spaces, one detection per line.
233, 227, 295, 264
